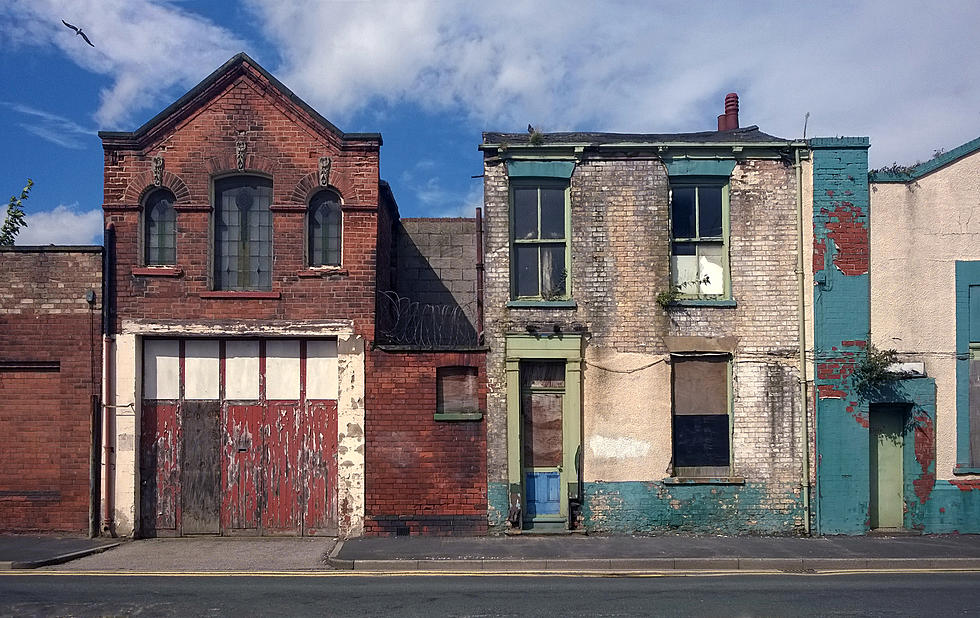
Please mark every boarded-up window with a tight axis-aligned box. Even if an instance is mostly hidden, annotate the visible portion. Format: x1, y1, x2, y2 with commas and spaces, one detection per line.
672, 355, 730, 475
436, 366, 479, 415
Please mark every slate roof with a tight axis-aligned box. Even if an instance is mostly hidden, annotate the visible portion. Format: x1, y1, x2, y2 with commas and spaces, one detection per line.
483, 125, 793, 146
99, 52, 381, 144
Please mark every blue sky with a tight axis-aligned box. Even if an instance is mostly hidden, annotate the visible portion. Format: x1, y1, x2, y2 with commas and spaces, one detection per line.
2, 0, 979, 245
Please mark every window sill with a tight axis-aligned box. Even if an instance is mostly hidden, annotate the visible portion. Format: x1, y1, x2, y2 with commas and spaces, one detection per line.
507, 299, 577, 309
132, 266, 182, 277
670, 298, 736, 308
199, 291, 281, 299
953, 466, 980, 475
664, 476, 745, 485
298, 267, 348, 278
433, 411, 484, 422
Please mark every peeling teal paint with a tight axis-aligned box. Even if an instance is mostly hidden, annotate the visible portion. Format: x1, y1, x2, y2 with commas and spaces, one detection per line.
811, 138, 873, 535
487, 482, 509, 531
581, 482, 804, 534
812, 139, 980, 534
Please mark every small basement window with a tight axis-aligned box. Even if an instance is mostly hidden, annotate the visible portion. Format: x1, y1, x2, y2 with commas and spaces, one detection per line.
435, 366, 481, 421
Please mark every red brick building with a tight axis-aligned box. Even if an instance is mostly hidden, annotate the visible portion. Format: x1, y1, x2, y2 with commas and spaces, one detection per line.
98, 53, 485, 538
0, 246, 103, 534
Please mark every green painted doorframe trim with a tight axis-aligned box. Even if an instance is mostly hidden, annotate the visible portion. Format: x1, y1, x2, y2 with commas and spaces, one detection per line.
505, 333, 583, 528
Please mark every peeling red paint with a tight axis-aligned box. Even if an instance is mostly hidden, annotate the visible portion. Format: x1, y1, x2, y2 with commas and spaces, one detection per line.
817, 384, 846, 399
950, 479, 980, 491
851, 410, 869, 428
912, 414, 936, 504
813, 235, 826, 276
841, 340, 867, 348
140, 402, 180, 533
826, 189, 835, 197
940, 507, 946, 513
824, 201, 869, 276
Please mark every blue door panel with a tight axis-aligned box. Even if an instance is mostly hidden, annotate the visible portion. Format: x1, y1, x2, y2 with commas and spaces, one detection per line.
526, 471, 560, 516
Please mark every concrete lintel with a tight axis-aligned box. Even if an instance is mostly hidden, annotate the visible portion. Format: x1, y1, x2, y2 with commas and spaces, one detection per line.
663, 335, 738, 354
120, 319, 355, 337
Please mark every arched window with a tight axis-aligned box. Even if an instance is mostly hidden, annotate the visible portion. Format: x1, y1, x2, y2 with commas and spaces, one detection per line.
308, 189, 342, 267
144, 189, 176, 265
214, 176, 273, 290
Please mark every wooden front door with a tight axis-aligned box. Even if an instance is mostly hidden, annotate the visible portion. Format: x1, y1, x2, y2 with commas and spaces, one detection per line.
870, 404, 906, 529
521, 361, 565, 525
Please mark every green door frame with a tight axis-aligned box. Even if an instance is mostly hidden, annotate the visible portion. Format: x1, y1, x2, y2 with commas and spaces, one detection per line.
505, 333, 582, 528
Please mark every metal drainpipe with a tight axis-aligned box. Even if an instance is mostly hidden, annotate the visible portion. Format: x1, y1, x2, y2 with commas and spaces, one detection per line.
795, 148, 812, 536
101, 224, 115, 536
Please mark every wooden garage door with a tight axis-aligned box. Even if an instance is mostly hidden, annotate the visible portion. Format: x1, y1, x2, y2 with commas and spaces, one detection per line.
140, 339, 338, 537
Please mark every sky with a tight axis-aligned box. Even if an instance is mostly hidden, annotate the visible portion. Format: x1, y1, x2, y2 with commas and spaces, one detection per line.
2, 0, 979, 246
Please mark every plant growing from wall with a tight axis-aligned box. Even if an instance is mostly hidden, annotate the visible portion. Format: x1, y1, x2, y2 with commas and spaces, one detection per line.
656, 275, 711, 310
852, 340, 900, 389
1, 179, 33, 246
541, 268, 567, 301
528, 131, 544, 146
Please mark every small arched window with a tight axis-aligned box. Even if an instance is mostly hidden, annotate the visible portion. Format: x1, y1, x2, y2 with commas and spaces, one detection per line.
308, 189, 342, 267
144, 189, 176, 265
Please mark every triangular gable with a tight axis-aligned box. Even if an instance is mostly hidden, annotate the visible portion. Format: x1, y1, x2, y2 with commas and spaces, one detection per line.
99, 52, 380, 149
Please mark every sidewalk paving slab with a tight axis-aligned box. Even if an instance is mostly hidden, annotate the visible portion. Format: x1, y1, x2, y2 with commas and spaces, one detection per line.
0, 536, 121, 570
331, 534, 980, 573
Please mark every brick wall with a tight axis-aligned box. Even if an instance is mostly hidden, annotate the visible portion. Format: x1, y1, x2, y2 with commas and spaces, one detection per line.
101, 58, 383, 340
482, 154, 804, 533
0, 247, 102, 533
364, 350, 487, 536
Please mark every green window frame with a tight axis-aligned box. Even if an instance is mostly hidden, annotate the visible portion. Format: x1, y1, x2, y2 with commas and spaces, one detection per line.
669, 180, 730, 298
510, 180, 570, 301
671, 353, 733, 477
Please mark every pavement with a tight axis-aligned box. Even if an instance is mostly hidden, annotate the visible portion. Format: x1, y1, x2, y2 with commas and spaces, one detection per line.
0, 536, 120, 569
4, 533, 980, 573
329, 533, 980, 573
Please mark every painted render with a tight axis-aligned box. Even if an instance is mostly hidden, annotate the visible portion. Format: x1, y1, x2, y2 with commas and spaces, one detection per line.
868, 142, 980, 530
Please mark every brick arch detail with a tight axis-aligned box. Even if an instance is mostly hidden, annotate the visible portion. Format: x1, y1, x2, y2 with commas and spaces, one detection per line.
289, 170, 353, 206
204, 153, 277, 177
123, 170, 191, 204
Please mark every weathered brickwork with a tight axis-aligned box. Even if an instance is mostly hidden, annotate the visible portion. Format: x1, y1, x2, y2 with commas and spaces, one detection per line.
364, 350, 487, 536
482, 149, 805, 533
0, 247, 103, 533
101, 57, 384, 340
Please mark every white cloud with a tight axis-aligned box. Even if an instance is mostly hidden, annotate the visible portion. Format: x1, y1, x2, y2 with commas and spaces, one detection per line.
247, 0, 980, 167
18, 204, 103, 245
2, 0, 246, 129
3, 103, 95, 149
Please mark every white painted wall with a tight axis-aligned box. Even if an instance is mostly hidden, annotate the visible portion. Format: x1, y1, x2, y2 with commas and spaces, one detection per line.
871, 149, 980, 479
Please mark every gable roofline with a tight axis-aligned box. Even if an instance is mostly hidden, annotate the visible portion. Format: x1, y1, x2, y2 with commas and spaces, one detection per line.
98, 52, 381, 147
869, 135, 980, 183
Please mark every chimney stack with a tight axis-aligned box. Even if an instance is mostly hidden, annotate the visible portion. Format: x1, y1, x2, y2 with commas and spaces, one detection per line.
717, 92, 739, 131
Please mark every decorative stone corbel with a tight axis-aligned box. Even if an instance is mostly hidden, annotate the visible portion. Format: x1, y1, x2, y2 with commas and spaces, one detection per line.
318, 156, 332, 187
236, 136, 247, 171
151, 155, 164, 186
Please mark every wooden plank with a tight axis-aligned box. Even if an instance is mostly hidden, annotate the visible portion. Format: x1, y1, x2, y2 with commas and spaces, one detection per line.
139, 402, 179, 534
180, 401, 221, 534
222, 404, 262, 531
303, 400, 338, 535
262, 402, 302, 533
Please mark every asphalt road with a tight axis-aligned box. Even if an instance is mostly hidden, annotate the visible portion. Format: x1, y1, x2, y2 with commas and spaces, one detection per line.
1, 572, 979, 616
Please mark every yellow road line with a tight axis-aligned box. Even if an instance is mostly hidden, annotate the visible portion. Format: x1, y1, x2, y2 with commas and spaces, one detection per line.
2, 568, 978, 578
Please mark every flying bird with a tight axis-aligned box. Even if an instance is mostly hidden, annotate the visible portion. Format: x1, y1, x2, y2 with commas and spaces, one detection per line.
62, 20, 94, 47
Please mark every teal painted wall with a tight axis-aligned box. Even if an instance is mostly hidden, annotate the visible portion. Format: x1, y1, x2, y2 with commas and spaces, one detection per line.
487, 481, 509, 532
811, 137, 873, 535
582, 482, 803, 534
